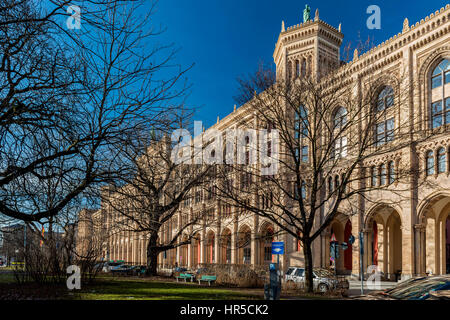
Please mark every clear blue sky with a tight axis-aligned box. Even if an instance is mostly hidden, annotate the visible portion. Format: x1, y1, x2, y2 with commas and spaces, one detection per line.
153, 0, 448, 130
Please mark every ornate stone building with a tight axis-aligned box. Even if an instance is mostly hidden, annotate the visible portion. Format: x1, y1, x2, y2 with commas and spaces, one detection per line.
78, 5, 450, 280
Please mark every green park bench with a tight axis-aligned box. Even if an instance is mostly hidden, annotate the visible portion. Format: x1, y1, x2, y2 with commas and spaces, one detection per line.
175, 273, 194, 282
197, 275, 217, 286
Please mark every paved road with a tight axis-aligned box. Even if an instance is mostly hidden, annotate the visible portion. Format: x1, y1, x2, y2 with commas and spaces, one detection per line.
347, 280, 398, 297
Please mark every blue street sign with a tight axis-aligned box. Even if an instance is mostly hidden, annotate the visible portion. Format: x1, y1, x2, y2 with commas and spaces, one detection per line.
272, 242, 285, 254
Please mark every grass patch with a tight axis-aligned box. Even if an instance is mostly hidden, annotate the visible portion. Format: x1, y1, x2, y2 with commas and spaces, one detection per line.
70, 277, 262, 300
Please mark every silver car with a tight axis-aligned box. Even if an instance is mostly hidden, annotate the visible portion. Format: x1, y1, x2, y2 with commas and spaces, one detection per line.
285, 267, 349, 293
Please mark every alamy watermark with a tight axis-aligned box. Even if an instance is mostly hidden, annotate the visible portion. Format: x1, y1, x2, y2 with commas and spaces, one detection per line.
366, 5, 381, 30
366, 264, 382, 290
171, 121, 279, 175
66, 265, 81, 290
66, 5, 81, 30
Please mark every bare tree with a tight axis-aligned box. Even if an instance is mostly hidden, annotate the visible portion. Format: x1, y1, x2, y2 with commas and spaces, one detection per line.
218, 62, 431, 293
0, 0, 190, 224
103, 128, 214, 275
233, 61, 276, 106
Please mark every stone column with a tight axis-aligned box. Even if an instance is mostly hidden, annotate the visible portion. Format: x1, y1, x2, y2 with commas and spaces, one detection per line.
200, 230, 205, 265
187, 240, 192, 268
214, 230, 219, 264
231, 216, 237, 264
363, 230, 370, 278
401, 211, 414, 280
176, 240, 180, 265
250, 229, 257, 266
251, 218, 258, 266
414, 224, 422, 275
420, 227, 426, 275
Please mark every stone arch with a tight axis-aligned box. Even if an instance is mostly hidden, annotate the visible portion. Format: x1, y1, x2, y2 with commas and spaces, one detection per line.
417, 192, 450, 275
258, 221, 274, 266
237, 224, 252, 265
192, 232, 201, 268
219, 227, 232, 264
417, 47, 450, 129
330, 219, 345, 272
364, 204, 403, 280
344, 219, 353, 271
205, 230, 215, 264
179, 234, 189, 267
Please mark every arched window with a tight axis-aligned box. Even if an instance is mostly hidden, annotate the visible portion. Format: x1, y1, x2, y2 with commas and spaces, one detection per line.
332, 107, 348, 158
328, 176, 333, 196
296, 60, 300, 77
295, 105, 309, 162
437, 147, 446, 174
333, 107, 348, 128
334, 175, 340, 190
375, 86, 395, 146
300, 180, 306, 199
388, 161, 395, 184
301, 58, 307, 77
287, 61, 292, 80
379, 163, 386, 186
426, 151, 435, 176
430, 59, 450, 129
431, 59, 450, 89
377, 86, 395, 111
371, 166, 377, 187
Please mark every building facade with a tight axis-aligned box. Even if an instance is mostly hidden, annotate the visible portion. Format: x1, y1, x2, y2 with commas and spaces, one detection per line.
79, 5, 450, 280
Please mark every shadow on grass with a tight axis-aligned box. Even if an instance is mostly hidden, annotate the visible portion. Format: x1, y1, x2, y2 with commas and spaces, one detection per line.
71, 278, 262, 300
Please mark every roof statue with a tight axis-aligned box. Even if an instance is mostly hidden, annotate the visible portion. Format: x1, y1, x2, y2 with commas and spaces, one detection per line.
303, 4, 311, 23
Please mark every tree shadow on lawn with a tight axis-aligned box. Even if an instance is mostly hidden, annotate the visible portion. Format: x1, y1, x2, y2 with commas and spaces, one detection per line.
72, 279, 262, 300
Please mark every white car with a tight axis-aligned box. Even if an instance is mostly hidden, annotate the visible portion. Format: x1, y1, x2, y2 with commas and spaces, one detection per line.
285, 267, 349, 293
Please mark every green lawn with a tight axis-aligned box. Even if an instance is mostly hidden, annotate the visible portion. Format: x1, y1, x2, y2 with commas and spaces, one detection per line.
70, 277, 263, 300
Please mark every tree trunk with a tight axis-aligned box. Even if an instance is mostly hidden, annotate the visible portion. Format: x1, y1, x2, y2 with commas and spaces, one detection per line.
303, 238, 314, 293
146, 232, 160, 276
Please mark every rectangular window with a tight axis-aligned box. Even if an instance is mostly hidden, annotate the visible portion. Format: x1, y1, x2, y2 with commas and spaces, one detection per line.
376, 118, 395, 146
334, 137, 348, 158
446, 98, 450, 125
371, 167, 377, 187
432, 101, 443, 129
386, 118, 394, 142
243, 248, 251, 264
301, 145, 309, 162
427, 156, 435, 176
301, 181, 306, 199
388, 162, 395, 184
380, 165, 386, 186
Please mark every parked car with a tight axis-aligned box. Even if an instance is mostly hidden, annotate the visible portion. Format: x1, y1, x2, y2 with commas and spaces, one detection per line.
110, 264, 130, 274
285, 267, 349, 294
356, 275, 450, 300
98, 262, 124, 273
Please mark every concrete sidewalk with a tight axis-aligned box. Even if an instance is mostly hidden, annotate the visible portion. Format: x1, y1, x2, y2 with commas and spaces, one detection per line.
347, 280, 398, 297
